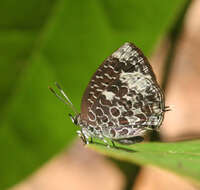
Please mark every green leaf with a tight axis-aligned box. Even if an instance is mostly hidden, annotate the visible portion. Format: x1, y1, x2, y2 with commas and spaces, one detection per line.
0, 0, 188, 189
0, 31, 36, 113
89, 140, 200, 185
0, 0, 57, 29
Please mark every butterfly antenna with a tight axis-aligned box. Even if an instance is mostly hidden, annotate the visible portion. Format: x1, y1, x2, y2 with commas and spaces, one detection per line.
49, 86, 70, 106
54, 82, 78, 114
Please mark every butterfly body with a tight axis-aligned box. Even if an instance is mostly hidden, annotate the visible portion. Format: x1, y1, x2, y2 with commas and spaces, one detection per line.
73, 42, 165, 145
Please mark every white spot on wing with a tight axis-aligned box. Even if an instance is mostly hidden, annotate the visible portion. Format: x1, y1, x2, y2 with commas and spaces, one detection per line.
138, 57, 144, 64
93, 84, 99, 88
102, 90, 115, 101
96, 75, 103, 79
108, 65, 114, 69
123, 94, 132, 101
104, 73, 112, 79
101, 82, 108, 87
88, 99, 94, 104
96, 89, 103, 92
112, 42, 137, 62
119, 71, 151, 92
112, 42, 131, 59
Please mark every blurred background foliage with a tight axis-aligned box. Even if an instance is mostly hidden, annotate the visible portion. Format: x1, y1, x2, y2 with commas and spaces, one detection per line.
0, 0, 189, 189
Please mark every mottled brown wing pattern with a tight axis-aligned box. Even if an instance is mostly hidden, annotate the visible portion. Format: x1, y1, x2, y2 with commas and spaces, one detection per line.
81, 50, 120, 123
80, 42, 165, 140
91, 76, 164, 139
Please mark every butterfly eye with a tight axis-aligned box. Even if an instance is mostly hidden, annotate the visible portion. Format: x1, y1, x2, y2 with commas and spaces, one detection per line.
74, 118, 78, 125
69, 113, 79, 126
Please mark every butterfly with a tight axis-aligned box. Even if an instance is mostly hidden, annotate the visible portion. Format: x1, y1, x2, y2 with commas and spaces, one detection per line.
49, 42, 169, 147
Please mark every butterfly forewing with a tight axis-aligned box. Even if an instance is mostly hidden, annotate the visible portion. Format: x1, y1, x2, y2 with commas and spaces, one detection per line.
81, 50, 120, 123
80, 42, 165, 141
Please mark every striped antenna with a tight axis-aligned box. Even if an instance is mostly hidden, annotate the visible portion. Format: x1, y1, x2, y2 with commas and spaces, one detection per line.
49, 82, 78, 114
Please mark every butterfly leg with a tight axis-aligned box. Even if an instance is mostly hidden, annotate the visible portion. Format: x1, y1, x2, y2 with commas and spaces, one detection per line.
97, 133, 110, 148
111, 141, 116, 148
90, 137, 93, 144
103, 139, 110, 148
77, 130, 86, 144
77, 130, 90, 145
115, 136, 144, 145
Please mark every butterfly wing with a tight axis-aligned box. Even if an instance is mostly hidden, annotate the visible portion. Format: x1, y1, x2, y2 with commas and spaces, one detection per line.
92, 75, 164, 139
81, 42, 165, 139
80, 45, 122, 124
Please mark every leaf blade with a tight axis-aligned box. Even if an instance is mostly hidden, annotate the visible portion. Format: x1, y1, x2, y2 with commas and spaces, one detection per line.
89, 140, 200, 185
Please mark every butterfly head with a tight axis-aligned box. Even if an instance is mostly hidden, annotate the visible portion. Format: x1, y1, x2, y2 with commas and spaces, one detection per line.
69, 113, 81, 126
69, 113, 89, 129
